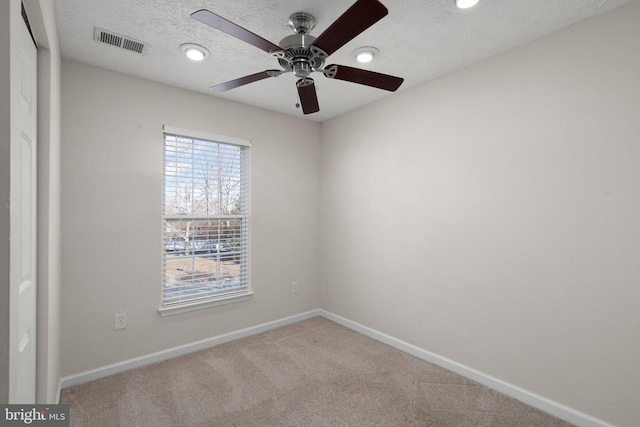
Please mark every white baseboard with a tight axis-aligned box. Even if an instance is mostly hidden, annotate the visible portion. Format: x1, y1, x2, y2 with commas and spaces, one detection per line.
60, 309, 321, 389
56, 379, 62, 403
319, 310, 615, 427
59, 307, 614, 427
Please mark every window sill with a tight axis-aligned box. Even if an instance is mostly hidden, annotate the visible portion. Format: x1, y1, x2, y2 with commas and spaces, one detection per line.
158, 291, 254, 317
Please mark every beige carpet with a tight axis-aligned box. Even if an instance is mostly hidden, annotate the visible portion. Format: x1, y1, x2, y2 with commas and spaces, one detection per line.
61, 317, 574, 426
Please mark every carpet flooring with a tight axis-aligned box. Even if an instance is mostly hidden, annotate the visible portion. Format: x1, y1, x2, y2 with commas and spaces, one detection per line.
61, 317, 575, 426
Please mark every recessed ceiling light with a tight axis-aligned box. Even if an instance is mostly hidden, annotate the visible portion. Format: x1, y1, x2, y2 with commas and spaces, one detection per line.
180, 43, 209, 61
353, 46, 380, 63
455, 0, 480, 9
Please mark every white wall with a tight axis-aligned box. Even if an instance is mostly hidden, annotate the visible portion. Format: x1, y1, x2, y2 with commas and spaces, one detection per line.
60, 60, 321, 376
319, 2, 640, 427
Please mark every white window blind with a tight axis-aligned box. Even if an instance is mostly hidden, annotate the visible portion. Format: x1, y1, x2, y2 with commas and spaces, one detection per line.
162, 126, 250, 308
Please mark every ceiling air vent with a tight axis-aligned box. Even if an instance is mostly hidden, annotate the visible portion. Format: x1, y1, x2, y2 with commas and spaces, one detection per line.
93, 27, 148, 54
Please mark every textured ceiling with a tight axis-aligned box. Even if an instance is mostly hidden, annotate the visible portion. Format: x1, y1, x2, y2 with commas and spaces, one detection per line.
54, 0, 631, 122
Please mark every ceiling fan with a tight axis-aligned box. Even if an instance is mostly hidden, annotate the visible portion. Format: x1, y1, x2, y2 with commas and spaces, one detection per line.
191, 0, 404, 115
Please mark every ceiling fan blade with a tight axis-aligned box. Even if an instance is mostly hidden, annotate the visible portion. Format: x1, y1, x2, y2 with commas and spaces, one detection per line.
324, 64, 403, 91
312, 0, 388, 56
211, 70, 281, 92
297, 78, 320, 115
191, 9, 280, 53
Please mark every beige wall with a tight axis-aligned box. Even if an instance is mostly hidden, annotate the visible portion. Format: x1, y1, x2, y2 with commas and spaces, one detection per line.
319, 2, 640, 427
60, 60, 321, 375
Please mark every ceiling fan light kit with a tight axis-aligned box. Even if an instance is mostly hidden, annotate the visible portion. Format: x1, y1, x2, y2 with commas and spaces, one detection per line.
191, 0, 404, 115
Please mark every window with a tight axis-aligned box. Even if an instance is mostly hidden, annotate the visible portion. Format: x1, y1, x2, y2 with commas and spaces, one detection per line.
161, 126, 250, 313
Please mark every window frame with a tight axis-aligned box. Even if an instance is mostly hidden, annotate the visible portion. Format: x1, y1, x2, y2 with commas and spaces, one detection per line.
159, 125, 252, 316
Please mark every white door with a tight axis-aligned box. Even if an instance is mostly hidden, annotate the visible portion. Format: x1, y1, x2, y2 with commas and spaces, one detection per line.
16, 16, 37, 403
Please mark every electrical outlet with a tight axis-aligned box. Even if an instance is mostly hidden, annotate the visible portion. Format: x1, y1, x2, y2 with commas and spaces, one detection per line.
114, 312, 127, 330
292, 281, 299, 294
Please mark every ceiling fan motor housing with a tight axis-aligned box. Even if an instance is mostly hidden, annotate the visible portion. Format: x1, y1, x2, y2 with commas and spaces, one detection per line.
275, 13, 327, 78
